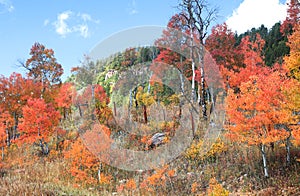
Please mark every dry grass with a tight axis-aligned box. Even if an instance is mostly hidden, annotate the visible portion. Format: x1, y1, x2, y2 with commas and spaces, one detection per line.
0, 159, 104, 195
0, 145, 107, 196
0, 139, 299, 195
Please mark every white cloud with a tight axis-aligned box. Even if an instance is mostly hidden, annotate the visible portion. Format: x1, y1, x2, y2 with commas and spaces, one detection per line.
75, 24, 89, 38
226, 0, 288, 34
53, 10, 72, 37
78, 13, 100, 24
0, 0, 14, 14
79, 13, 91, 22
51, 11, 99, 38
129, 0, 138, 15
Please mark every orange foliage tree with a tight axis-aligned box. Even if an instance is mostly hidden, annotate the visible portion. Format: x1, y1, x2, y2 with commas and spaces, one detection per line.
226, 68, 293, 177
229, 34, 266, 90
140, 165, 175, 193
205, 23, 244, 89
64, 138, 101, 186
154, 14, 193, 92
283, 24, 300, 148
292, 126, 300, 147
18, 98, 60, 155
24, 42, 63, 85
55, 82, 76, 119
280, 0, 300, 36
283, 78, 300, 148
285, 24, 300, 81
23, 42, 63, 100
64, 121, 113, 186
0, 73, 42, 144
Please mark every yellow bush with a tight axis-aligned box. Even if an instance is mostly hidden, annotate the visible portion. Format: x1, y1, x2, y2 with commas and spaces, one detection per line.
207, 177, 229, 196
185, 138, 228, 162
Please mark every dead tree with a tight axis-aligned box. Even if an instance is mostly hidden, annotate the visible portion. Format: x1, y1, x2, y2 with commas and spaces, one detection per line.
179, 0, 218, 120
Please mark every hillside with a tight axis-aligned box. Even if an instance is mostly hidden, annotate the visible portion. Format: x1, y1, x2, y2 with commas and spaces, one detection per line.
0, 0, 300, 195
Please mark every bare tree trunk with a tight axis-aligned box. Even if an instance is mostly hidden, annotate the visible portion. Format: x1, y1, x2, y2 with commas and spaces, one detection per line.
286, 133, 291, 165
113, 102, 117, 117
98, 162, 102, 183
1, 146, 4, 161
190, 34, 196, 102
6, 128, 10, 146
186, 1, 196, 102
143, 105, 148, 124
179, 63, 185, 95
39, 139, 49, 155
148, 72, 152, 94
276, 124, 291, 165
128, 89, 133, 122
78, 104, 82, 117
197, 81, 201, 104
199, 52, 207, 120
190, 109, 195, 137
260, 144, 269, 178
63, 107, 66, 119
209, 87, 215, 116
179, 70, 184, 118
13, 112, 18, 140
206, 87, 210, 105
129, 89, 133, 108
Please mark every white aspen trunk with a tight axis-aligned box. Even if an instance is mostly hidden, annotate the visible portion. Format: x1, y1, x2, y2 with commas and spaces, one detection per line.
129, 89, 133, 122
180, 72, 184, 95
199, 46, 207, 120
180, 56, 185, 95
129, 89, 133, 107
98, 162, 102, 183
210, 87, 215, 117
190, 21, 195, 102
286, 134, 291, 165
148, 72, 152, 94
41, 76, 44, 99
206, 87, 210, 105
261, 144, 269, 178
191, 53, 195, 102
197, 81, 201, 104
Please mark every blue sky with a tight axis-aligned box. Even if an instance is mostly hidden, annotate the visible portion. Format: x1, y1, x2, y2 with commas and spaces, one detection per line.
0, 0, 288, 80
